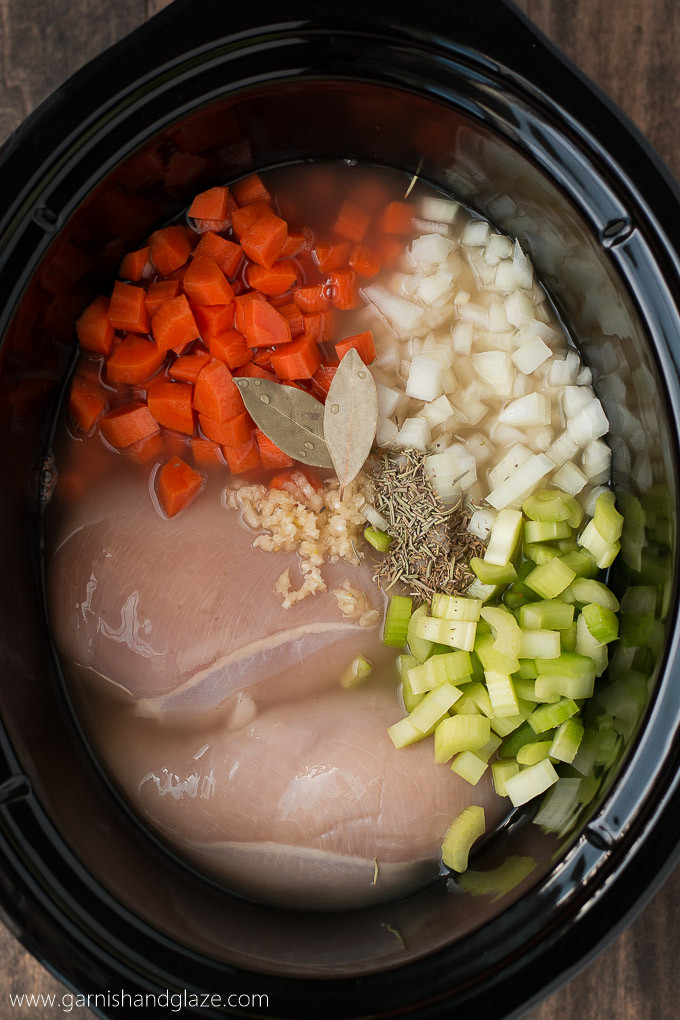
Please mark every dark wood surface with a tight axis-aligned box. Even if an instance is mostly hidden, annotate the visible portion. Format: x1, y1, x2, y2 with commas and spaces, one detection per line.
1, 1, 679, 1017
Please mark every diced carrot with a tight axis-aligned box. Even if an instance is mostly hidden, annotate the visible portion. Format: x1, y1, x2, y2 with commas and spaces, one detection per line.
149, 225, 193, 276
234, 290, 268, 334
191, 436, 223, 467
158, 457, 204, 517
183, 255, 234, 306
379, 201, 414, 235
231, 202, 270, 241
119, 246, 150, 282
108, 281, 150, 334
193, 360, 244, 421
246, 261, 298, 296
106, 336, 165, 385
222, 436, 261, 474
303, 310, 334, 343
244, 301, 292, 349
235, 362, 276, 382
282, 380, 307, 391
188, 186, 229, 222
349, 244, 381, 278
68, 376, 108, 432
232, 173, 271, 206
311, 361, 338, 395
209, 329, 252, 370
193, 302, 235, 341
335, 329, 376, 364
294, 283, 330, 313
169, 351, 211, 384
199, 410, 252, 447
75, 296, 115, 356
255, 429, 294, 469
278, 302, 305, 337
147, 380, 195, 435
194, 232, 243, 277
328, 268, 359, 310
128, 431, 165, 465
333, 201, 371, 243
145, 279, 181, 318
99, 401, 160, 449
279, 229, 307, 259
270, 334, 322, 380
193, 218, 229, 234
241, 211, 288, 269
269, 466, 323, 492
313, 241, 350, 273
151, 295, 200, 353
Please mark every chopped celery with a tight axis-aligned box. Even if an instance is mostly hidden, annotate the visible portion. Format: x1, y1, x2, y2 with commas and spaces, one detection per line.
397, 654, 419, 681
561, 494, 584, 529
581, 602, 619, 644
451, 750, 488, 785
557, 537, 579, 553
524, 520, 573, 544
525, 558, 576, 599
458, 855, 537, 900
549, 716, 584, 763
523, 490, 572, 523
383, 595, 412, 647
514, 678, 542, 703
364, 526, 392, 552
535, 673, 594, 701
519, 600, 574, 631
340, 654, 373, 689
571, 726, 600, 776
528, 697, 579, 733
467, 578, 501, 602
570, 578, 619, 611
474, 632, 520, 675
492, 759, 520, 797
417, 616, 477, 651
409, 681, 462, 733
558, 549, 598, 578
560, 621, 578, 652
504, 591, 530, 611
434, 714, 491, 763
516, 658, 538, 679
476, 732, 503, 762
592, 490, 623, 544
469, 650, 485, 682
533, 778, 582, 833
470, 557, 517, 585
535, 652, 596, 682
401, 675, 423, 713
524, 542, 560, 565
480, 606, 522, 658
516, 740, 553, 766
490, 711, 527, 737
431, 594, 481, 622
484, 508, 523, 566
573, 614, 608, 678
441, 805, 485, 872
620, 585, 656, 615
387, 716, 430, 748
519, 628, 561, 659
408, 650, 472, 694
504, 758, 559, 807
499, 720, 550, 759
578, 519, 620, 569
407, 604, 434, 662
454, 681, 494, 718
485, 671, 520, 718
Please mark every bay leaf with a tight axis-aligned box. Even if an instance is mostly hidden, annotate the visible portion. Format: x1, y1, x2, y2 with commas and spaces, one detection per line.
234, 376, 333, 468
323, 348, 378, 493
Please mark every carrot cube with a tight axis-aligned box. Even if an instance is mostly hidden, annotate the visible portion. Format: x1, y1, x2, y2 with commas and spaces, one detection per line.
191, 436, 223, 467
157, 457, 204, 517
106, 336, 164, 386
99, 401, 159, 448
193, 302, 235, 340
147, 380, 196, 435
328, 269, 359, 310
169, 351, 211, 384
303, 310, 334, 343
313, 241, 350, 273
349, 244, 381, 278
234, 290, 268, 333
151, 295, 200, 353
145, 279, 181, 318
194, 232, 243, 277
293, 284, 330, 314
119, 246, 150, 282
244, 300, 292, 348
232, 173, 271, 206
335, 329, 376, 365
333, 201, 371, 243
199, 409, 252, 447
75, 296, 115, 356
379, 201, 414, 235
108, 281, 150, 334
255, 429, 294, 469
279, 230, 307, 259
246, 261, 299, 296
235, 362, 276, 382
270, 334, 322, 380
68, 376, 108, 432
278, 302, 305, 337
231, 202, 270, 241
241, 211, 288, 269
209, 329, 252, 370
222, 437, 261, 474
188, 186, 230, 222
311, 362, 338, 396
183, 255, 234, 307
193, 360, 244, 421
149, 225, 193, 276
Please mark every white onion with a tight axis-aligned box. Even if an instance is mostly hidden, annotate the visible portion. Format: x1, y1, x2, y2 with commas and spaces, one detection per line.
566, 398, 609, 446
417, 270, 454, 305
411, 218, 451, 237
454, 289, 471, 306
512, 336, 552, 374
504, 291, 534, 328
419, 197, 459, 224
494, 260, 517, 290
498, 392, 550, 427
486, 453, 554, 510
579, 484, 609, 516
465, 433, 494, 467
395, 416, 431, 450
458, 301, 489, 327
405, 355, 443, 401
440, 367, 457, 393
487, 234, 513, 259
409, 233, 455, 270
422, 394, 455, 427
488, 297, 510, 333
582, 438, 612, 479
468, 508, 497, 541
375, 417, 399, 447
483, 249, 501, 267
576, 365, 593, 386
562, 385, 592, 417
364, 505, 390, 531
424, 446, 477, 501
449, 395, 487, 427
451, 320, 474, 355
361, 284, 425, 336
526, 426, 553, 453
512, 374, 530, 397
462, 220, 490, 246
376, 382, 401, 419
552, 461, 587, 495
472, 351, 515, 395
546, 432, 579, 467
490, 422, 527, 448
512, 240, 534, 290
488, 443, 533, 489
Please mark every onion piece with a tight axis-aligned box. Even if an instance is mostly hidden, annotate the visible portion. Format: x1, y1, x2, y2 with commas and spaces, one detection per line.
395, 416, 431, 450
361, 283, 425, 336
512, 240, 534, 290
364, 505, 390, 531
462, 220, 491, 246
405, 355, 443, 401
582, 438, 612, 479
552, 461, 588, 495
376, 418, 399, 447
376, 382, 401, 419
409, 232, 456, 270
512, 336, 552, 374
419, 197, 459, 224
472, 351, 515, 395
468, 508, 497, 541
498, 392, 551, 427
486, 453, 554, 510
488, 443, 533, 489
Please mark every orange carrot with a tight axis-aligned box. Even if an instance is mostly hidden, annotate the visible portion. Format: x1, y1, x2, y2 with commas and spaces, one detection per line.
149, 225, 193, 276
147, 380, 196, 435
234, 290, 268, 333
311, 361, 338, 396
241, 211, 288, 269
231, 202, 270, 240
349, 244, 381, 278
303, 310, 334, 343
169, 351, 211, 384
222, 436, 261, 474
190, 436, 223, 466
99, 401, 160, 448
119, 246, 150, 282
244, 301, 292, 348
194, 231, 243, 276
75, 296, 115, 356
193, 360, 244, 421
278, 302, 305, 337
68, 376, 108, 432
333, 201, 371, 243
183, 255, 234, 306
335, 329, 376, 364
313, 241, 350, 273
128, 431, 165, 465
157, 457, 204, 517
255, 429, 294, 469
235, 362, 276, 382
232, 173, 271, 206
269, 466, 323, 492
252, 349, 274, 369
246, 261, 298, 296
379, 201, 414, 235
270, 334, 321, 380
188, 186, 229, 222
328, 268, 359, 310
193, 302, 235, 340
279, 229, 307, 259
108, 281, 150, 334
151, 295, 200, 353
293, 283, 330, 313
106, 336, 164, 385
199, 409, 252, 446
145, 279, 181, 318
209, 329, 252, 370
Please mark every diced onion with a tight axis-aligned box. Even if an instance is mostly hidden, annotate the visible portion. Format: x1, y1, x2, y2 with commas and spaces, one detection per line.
468, 507, 497, 541
462, 220, 491, 246
361, 283, 425, 336
512, 336, 552, 374
375, 417, 399, 447
395, 416, 431, 450
406, 355, 444, 401
419, 197, 459, 224
498, 393, 551, 427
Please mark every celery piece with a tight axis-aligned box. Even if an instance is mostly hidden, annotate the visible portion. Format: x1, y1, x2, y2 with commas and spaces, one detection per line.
480, 606, 522, 658
364, 526, 392, 552
431, 594, 482, 622
474, 632, 520, 675
578, 519, 620, 569
557, 537, 579, 554
535, 674, 584, 700
519, 628, 561, 660
467, 578, 501, 603
340, 654, 373, 689
560, 622, 578, 653
383, 595, 413, 647
504, 591, 530, 611
519, 600, 574, 631
401, 675, 424, 713
596, 670, 647, 743
582, 602, 619, 644
533, 777, 582, 833
523, 490, 572, 523
528, 697, 579, 733
408, 650, 472, 695
455, 681, 494, 719
516, 658, 538, 679
558, 550, 599, 578
484, 508, 523, 566
593, 491, 624, 544
476, 732, 503, 762
469, 650, 485, 683
441, 806, 485, 873
499, 720, 550, 759
388, 716, 429, 748
492, 759, 520, 797
470, 557, 517, 585
514, 678, 557, 703
434, 714, 491, 763
417, 616, 477, 651
458, 855, 537, 900
490, 712, 527, 737
409, 681, 463, 733
549, 716, 584, 763
524, 542, 560, 565
407, 604, 434, 663
570, 578, 619, 611
562, 494, 584, 530
451, 751, 489, 785
524, 520, 573, 544
620, 585, 656, 615
571, 726, 600, 776
397, 654, 419, 681
535, 652, 596, 682
504, 759, 559, 807
516, 740, 553, 766
485, 671, 520, 718
525, 558, 576, 599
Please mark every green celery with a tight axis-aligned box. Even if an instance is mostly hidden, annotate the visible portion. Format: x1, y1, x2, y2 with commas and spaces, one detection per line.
570, 578, 619, 611
524, 542, 560, 565
470, 557, 517, 585
533, 777, 582, 833
578, 519, 620, 569
492, 760, 520, 797
441, 806, 485, 872
592, 491, 623, 544
560, 621, 578, 652
450, 751, 489, 785
387, 716, 431, 748
523, 490, 572, 523
535, 652, 596, 681
549, 716, 584, 763
383, 595, 413, 647
535, 674, 594, 701
364, 526, 392, 552
339, 654, 372, 689
480, 606, 522, 658
407, 604, 434, 663
431, 594, 482, 622
524, 520, 573, 544
401, 675, 423, 713
485, 671, 520, 718
581, 602, 619, 644
484, 508, 523, 566
409, 681, 462, 733
408, 650, 472, 695
504, 758, 559, 807
499, 721, 550, 759
525, 558, 576, 599
474, 632, 520, 675
558, 550, 599, 578
435, 714, 491, 763
528, 697, 579, 733
519, 600, 574, 631
518, 628, 561, 659
417, 616, 477, 651
516, 658, 538, 679
516, 740, 553, 766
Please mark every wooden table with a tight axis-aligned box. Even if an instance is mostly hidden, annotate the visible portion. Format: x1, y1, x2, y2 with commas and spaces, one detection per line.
1, 1, 678, 1017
